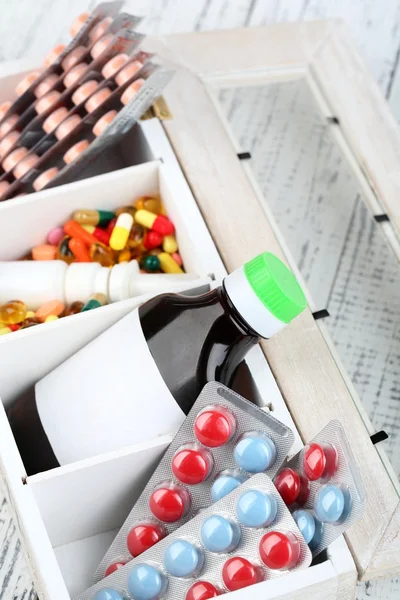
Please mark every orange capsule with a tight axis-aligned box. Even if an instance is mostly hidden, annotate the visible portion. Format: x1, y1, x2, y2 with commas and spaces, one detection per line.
68, 237, 92, 262
64, 219, 98, 246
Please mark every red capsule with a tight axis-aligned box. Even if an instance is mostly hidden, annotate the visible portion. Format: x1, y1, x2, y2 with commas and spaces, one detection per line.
105, 560, 127, 577
185, 581, 222, 599
172, 444, 213, 485
222, 557, 263, 592
92, 226, 110, 246
149, 483, 191, 523
127, 522, 166, 557
259, 531, 300, 570
106, 217, 117, 236
274, 468, 310, 506
194, 405, 236, 448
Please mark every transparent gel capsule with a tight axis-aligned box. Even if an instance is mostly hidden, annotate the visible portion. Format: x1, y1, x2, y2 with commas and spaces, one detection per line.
90, 242, 115, 267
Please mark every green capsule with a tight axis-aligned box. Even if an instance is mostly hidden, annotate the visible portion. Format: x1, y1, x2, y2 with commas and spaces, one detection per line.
81, 293, 108, 312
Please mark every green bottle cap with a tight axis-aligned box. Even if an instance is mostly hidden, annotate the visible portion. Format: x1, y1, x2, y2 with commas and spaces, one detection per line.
244, 252, 306, 324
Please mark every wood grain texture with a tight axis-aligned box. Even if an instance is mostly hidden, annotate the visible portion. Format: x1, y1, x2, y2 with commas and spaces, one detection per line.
0, 2, 400, 599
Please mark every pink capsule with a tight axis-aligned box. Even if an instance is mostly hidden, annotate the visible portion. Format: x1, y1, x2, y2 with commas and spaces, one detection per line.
102, 53, 129, 79
42, 107, 68, 134
0, 180, 11, 196
63, 62, 88, 88
13, 153, 39, 179
70, 12, 90, 38
90, 33, 113, 59
72, 80, 98, 105
92, 110, 117, 137
85, 87, 112, 113
171, 252, 182, 267
16, 71, 41, 97
0, 101, 12, 120
0, 131, 20, 160
0, 115, 19, 137
33, 167, 59, 191
89, 17, 112, 43
47, 226, 64, 245
34, 74, 59, 98
63, 139, 89, 164
35, 90, 61, 115
2, 146, 28, 172
55, 114, 81, 140
44, 44, 66, 67
115, 60, 143, 86
121, 79, 145, 105
61, 46, 87, 72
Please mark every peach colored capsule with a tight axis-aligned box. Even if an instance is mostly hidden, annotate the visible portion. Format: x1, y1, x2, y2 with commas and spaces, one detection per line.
93, 109, 117, 137
115, 60, 143, 86
0, 114, 19, 137
0, 181, 10, 196
35, 90, 61, 115
72, 80, 98, 105
121, 79, 145, 106
85, 87, 112, 113
63, 139, 89, 164
43, 107, 68, 134
90, 33, 113, 59
55, 114, 81, 140
61, 46, 87, 72
102, 53, 129, 79
16, 71, 41, 97
2, 146, 28, 172
33, 167, 60, 191
89, 16, 112, 43
0, 131, 20, 159
34, 74, 58, 98
32, 244, 57, 261
13, 153, 39, 179
0, 101, 12, 120
44, 44, 66, 67
63, 62, 87, 88
70, 12, 90, 38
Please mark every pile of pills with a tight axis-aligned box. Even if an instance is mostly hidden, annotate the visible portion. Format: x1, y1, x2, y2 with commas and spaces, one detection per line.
76, 474, 312, 600
95, 382, 295, 581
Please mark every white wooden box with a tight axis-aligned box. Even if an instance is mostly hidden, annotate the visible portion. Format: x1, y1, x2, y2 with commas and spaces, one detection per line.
1, 19, 400, 600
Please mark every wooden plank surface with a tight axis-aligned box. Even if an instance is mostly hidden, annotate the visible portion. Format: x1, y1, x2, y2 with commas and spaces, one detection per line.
1, 2, 400, 599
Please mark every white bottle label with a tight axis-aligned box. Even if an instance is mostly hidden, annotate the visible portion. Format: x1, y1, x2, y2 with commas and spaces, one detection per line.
35, 308, 185, 465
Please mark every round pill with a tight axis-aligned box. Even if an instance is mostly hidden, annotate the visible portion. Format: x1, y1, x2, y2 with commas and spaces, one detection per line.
2, 146, 28, 172
89, 17, 113, 43
34, 74, 58, 98
292, 509, 316, 545
43, 106, 68, 134
13, 153, 39, 179
259, 531, 301, 570
0, 130, 20, 159
70, 12, 90, 38
115, 60, 143, 86
309, 517, 324, 551
62, 46, 87, 72
92, 588, 126, 600
185, 581, 222, 600
211, 471, 248, 502
201, 514, 241, 553
32, 244, 57, 261
0, 181, 10, 196
35, 299, 65, 322
91, 33, 113, 59
236, 489, 277, 528
44, 43, 66, 67
63, 139, 89, 164
0, 114, 19, 137
72, 80, 98, 106
222, 557, 262, 592
102, 53, 129, 79
149, 483, 191, 523
63, 62, 87, 88
274, 468, 309, 506
314, 484, 351, 524
55, 114, 81, 140
127, 522, 166, 557
127, 563, 167, 600
16, 71, 41, 97
104, 560, 127, 577
93, 110, 117, 137
172, 444, 213, 485
33, 167, 59, 191
234, 432, 276, 473
194, 405, 236, 447
302, 443, 325, 480
0, 101, 12, 120
85, 87, 112, 113
121, 78, 145, 105
164, 539, 204, 578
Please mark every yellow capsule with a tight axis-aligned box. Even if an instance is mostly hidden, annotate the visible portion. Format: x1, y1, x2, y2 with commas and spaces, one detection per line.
118, 248, 131, 263
26, 310, 35, 318
110, 213, 133, 251
158, 252, 184, 274
72, 209, 115, 227
0, 300, 27, 324
45, 315, 59, 323
162, 235, 178, 254
81, 224, 95, 234
0, 327, 12, 335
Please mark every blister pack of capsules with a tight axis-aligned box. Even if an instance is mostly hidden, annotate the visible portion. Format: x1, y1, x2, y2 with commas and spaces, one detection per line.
273, 420, 366, 556
76, 473, 312, 600
95, 381, 295, 580
0, 2, 173, 200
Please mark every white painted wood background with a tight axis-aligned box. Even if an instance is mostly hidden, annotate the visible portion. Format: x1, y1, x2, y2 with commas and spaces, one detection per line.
0, 1, 399, 599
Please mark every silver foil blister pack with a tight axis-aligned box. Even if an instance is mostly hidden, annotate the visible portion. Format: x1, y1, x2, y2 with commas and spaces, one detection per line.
95, 381, 295, 580
77, 473, 312, 600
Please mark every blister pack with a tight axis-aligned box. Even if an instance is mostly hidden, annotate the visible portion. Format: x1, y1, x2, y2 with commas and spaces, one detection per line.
273, 420, 366, 556
76, 473, 312, 599
95, 382, 295, 580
